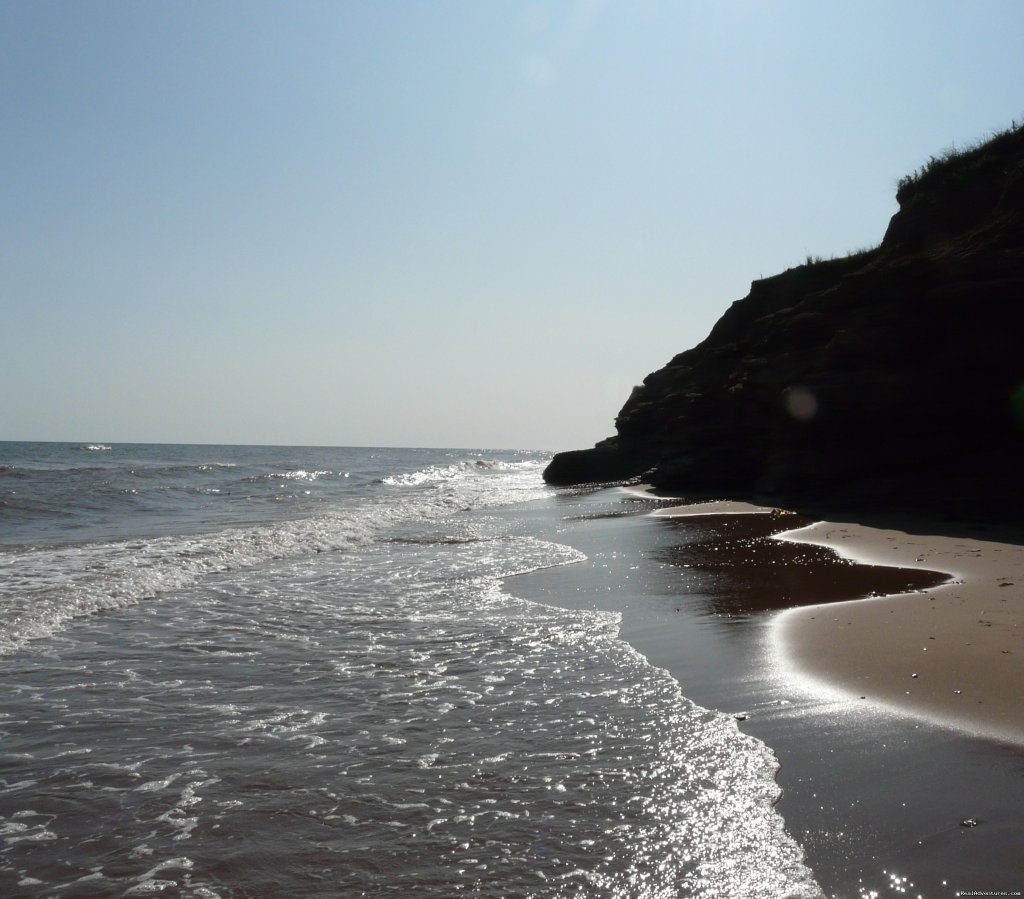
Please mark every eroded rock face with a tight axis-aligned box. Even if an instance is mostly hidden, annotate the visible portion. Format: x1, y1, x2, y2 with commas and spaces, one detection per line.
544, 126, 1024, 518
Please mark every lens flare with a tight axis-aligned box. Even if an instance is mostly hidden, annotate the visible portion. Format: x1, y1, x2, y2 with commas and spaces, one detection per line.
783, 386, 819, 422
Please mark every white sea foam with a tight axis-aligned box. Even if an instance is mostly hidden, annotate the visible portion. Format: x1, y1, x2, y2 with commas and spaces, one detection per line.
381, 458, 541, 487
0, 448, 822, 897
0, 458, 551, 655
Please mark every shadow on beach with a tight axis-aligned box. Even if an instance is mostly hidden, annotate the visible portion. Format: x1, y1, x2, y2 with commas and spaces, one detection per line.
651, 513, 948, 617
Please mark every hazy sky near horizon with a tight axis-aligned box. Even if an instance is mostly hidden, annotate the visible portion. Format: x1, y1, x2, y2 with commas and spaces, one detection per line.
3, 1, 1024, 450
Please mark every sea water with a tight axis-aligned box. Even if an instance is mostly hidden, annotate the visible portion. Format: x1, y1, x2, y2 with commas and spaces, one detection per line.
0, 442, 822, 897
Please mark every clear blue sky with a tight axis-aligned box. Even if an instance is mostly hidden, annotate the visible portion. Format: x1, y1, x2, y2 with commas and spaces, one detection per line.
3, 1, 1023, 450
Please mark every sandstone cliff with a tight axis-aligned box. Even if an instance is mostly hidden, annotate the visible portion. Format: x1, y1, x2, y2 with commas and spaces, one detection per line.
544, 124, 1024, 518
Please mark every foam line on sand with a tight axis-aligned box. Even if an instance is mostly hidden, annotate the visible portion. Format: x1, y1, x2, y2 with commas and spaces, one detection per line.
648, 496, 1024, 745
773, 521, 1024, 745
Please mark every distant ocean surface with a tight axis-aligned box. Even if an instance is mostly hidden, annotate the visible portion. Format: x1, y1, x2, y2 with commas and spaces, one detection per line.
0, 442, 821, 898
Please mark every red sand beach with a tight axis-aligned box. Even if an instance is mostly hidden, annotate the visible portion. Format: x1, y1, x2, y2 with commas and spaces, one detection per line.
510, 488, 1024, 896
774, 520, 1024, 746
652, 497, 1024, 746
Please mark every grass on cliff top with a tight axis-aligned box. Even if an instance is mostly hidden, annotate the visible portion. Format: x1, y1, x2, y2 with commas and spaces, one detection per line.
895, 116, 1024, 201
802, 245, 876, 268
793, 117, 1024, 273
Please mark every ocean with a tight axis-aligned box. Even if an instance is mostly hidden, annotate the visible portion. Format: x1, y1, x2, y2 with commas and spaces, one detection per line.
0, 442, 822, 898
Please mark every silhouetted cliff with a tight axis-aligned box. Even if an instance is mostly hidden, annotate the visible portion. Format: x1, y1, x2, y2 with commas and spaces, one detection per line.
545, 123, 1024, 518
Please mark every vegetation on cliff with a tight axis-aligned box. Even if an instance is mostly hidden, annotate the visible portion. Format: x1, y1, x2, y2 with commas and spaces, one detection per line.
545, 121, 1024, 518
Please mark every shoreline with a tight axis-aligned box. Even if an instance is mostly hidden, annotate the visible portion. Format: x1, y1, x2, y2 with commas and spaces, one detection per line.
650, 496, 1024, 747
773, 519, 1024, 746
506, 488, 1024, 895
509, 487, 1024, 895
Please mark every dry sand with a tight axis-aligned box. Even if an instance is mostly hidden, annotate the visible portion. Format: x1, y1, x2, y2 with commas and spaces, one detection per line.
513, 488, 1024, 894
775, 519, 1024, 746
653, 497, 1024, 746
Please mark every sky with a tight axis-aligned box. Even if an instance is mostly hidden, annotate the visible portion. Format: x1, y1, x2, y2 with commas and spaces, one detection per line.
3, 1, 1024, 451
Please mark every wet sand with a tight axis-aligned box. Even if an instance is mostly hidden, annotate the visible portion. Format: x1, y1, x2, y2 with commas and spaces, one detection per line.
655, 499, 1024, 745
774, 519, 1024, 746
506, 489, 1024, 898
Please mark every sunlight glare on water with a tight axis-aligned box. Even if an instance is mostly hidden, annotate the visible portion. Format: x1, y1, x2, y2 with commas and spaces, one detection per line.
0, 444, 822, 897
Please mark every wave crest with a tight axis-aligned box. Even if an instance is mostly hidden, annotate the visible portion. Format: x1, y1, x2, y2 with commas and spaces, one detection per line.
381, 458, 542, 487
0, 457, 551, 656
